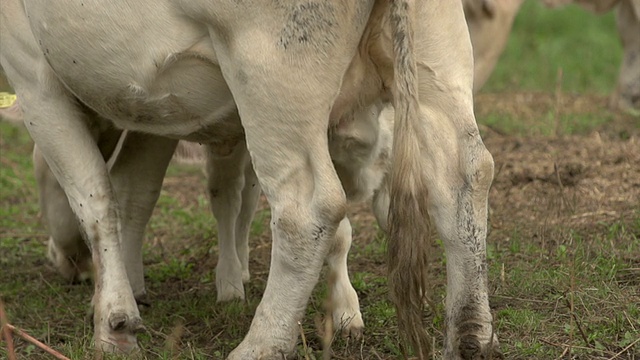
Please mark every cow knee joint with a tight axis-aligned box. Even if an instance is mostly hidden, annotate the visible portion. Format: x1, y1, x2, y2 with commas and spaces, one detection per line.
463, 134, 494, 191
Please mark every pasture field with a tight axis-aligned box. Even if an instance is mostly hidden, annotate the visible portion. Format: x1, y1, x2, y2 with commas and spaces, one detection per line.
1, 1, 639, 359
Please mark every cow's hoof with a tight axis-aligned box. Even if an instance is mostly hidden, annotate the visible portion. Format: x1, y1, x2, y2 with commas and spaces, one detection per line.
95, 312, 144, 354
216, 260, 246, 302
458, 334, 502, 360
610, 91, 640, 114
47, 238, 93, 283
216, 279, 245, 302
227, 346, 290, 360
333, 310, 364, 339
135, 293, 152, 309
216, 284, 245, 302
242, 269, 251, 283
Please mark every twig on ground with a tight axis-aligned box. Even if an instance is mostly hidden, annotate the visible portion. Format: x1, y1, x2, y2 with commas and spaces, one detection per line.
554, 346, 569, 360
490, 294, 551, 304
568, 254, 575, 359
556, 347, 569, 360
553, 67, 563, 137
554, 162, 575, 213
623, 311, 638, 333
369, 348, 384, 360
540, 338, 616, 356
606, 336, 640, 360
298, 321, 311, 360
164, 321, 185, 356
0, 298, 16, 360
564, 297, 591, 348
5, 324, 70, 360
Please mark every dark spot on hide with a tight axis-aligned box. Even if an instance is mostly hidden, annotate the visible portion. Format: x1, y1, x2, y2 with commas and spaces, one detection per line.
279, 2, 337, 49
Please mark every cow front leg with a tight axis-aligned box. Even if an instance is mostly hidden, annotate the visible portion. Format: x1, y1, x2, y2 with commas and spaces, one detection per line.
35, 127, 122, 284
210, 53, 353, 360
35, 145, 93, 283
109, 131, 178, 304
205, 134, 253, 301
13, 83, 141, 353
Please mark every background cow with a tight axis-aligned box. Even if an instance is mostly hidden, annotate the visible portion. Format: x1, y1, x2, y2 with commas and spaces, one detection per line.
467, 0, 640, 111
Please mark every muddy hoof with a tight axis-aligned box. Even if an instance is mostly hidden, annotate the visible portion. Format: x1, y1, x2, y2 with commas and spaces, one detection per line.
135, 294, 152, 309
459, 334, 503, 360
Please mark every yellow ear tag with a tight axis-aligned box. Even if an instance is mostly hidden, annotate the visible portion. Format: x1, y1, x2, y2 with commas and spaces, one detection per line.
0, 92, 18, 108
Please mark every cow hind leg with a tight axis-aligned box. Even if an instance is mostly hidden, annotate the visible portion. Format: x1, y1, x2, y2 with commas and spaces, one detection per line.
326, 217, 364, 338
431, 127, 498, 359
381, 2, 500, 358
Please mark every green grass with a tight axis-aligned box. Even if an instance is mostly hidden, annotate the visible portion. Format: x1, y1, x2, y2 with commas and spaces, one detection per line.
483, 0, 622, 94
2, 1, 640, 359
487, 221, 640, 358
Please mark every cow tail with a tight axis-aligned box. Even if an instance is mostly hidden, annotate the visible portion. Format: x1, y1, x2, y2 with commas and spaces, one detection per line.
387, 0, 432, 358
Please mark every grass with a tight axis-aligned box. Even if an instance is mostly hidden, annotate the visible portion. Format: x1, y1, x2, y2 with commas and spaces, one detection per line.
1, 1, 640, 359
487, 221, 640, 358
483, 0, 622, 95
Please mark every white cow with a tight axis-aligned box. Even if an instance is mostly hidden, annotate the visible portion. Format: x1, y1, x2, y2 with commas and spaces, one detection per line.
465, 0, 640, 110
1, 1, 496, 359
462, 0, 525, 92
1, 84, 375, 337
543, 0, 640, 111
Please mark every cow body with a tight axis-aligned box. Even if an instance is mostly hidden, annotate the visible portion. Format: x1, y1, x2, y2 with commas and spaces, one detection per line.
463, 0, 525, 92
1, 0, 496, 358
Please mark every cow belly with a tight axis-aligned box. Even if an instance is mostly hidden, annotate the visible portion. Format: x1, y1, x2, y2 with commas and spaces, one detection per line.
98, 52, 237, 140
23, 0, 237, 141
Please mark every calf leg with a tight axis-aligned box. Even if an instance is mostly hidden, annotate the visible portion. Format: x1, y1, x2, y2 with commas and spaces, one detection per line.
205, 135, 253, 301
109, 131, 178, 302
236, 158, 261, 283
326, 217, 364, 337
